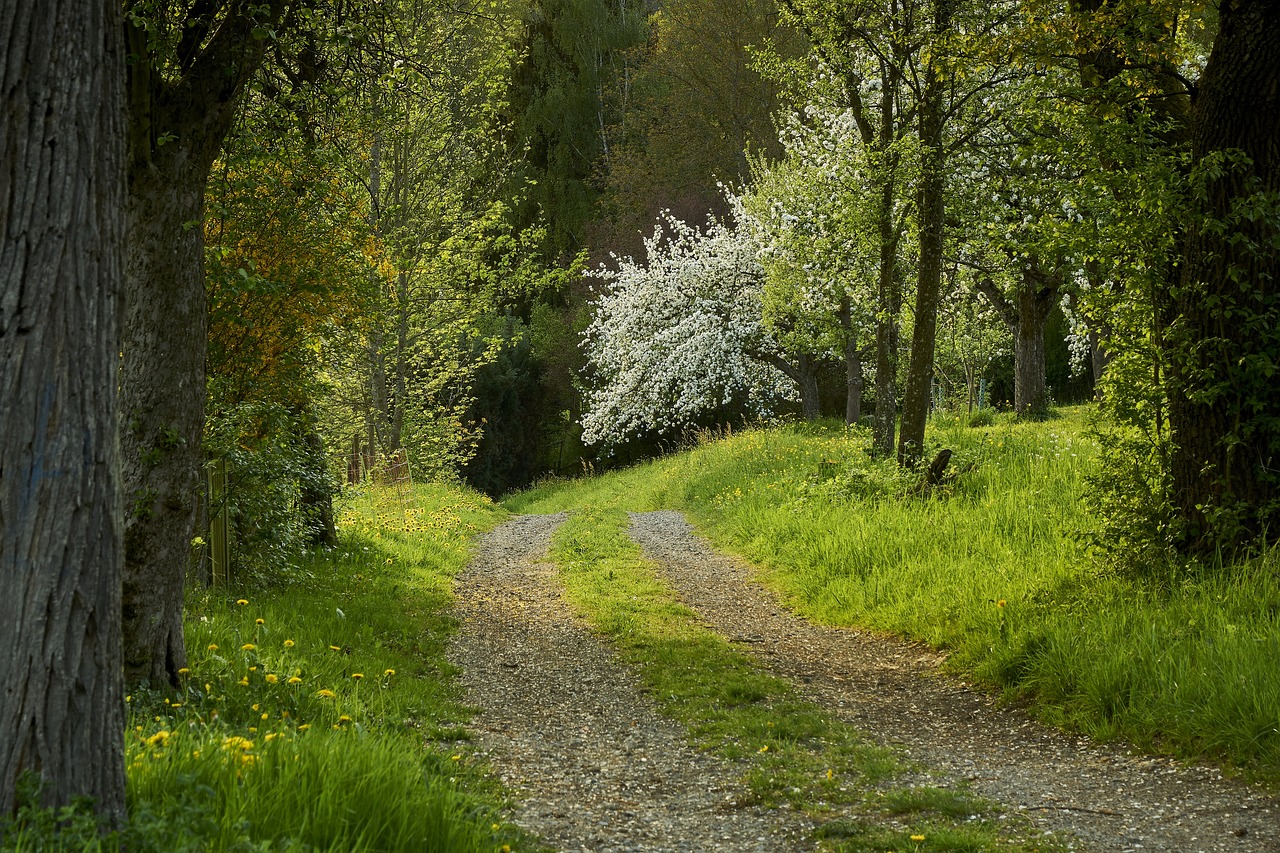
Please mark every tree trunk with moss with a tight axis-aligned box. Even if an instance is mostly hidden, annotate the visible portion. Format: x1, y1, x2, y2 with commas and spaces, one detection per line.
0, 0, 127, 818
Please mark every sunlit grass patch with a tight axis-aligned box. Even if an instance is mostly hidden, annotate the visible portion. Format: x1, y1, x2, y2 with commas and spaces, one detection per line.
509, 406, 1280, 782
115, 482, 531, 853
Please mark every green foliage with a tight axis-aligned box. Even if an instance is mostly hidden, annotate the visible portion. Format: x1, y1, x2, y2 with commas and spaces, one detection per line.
507, 0, 647, 262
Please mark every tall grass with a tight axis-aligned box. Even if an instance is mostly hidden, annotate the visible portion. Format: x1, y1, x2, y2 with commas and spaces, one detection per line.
509, 408, 1280, 781
2, 483, 533, 852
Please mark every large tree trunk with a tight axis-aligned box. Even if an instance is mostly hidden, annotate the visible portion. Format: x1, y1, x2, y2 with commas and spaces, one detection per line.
1012, 282, 1050, 416
978, 265, 1060, 417
899, 4, 950, 467
0, 0, 127, 818
1167, 0, 1280, 552
120, 164, 206, 686
120, 3, 289, 685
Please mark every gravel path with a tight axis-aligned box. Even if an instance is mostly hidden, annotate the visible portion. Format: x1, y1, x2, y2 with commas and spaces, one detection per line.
628, 510, 1280, 853
448, 513, 815, 853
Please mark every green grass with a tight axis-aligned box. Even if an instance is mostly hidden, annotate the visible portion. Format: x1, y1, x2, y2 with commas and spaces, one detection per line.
509, 407, 1280, 783
1, 483, 540, 853
547, 507, 1053, 850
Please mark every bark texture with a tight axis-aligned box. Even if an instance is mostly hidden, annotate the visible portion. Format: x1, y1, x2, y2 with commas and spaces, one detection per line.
1166, 0, 1280, 551
898, 0, 951, 467
0, 0, 127, 817
976, 263, 1060, 417
121, 2, 291, 685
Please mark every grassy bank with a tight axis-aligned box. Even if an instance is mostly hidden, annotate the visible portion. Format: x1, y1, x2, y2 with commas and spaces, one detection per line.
550, 508, 1053, 852
4, 483, 530, 852
509, 408, 1280, 782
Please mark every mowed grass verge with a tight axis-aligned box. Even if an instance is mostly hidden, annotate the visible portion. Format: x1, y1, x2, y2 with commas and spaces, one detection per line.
3, 483, 536, 852
509, 407, 1280, 783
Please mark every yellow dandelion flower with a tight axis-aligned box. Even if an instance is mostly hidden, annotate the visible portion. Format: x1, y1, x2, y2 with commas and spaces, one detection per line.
338, 715, 352, 723
261, 712, 269, 721
249, 666, 258, 672
316, 689, 336, 698
911, 835, 926, 842
265, 674, 279, 684
298, 724, 311, 731
241, 643, 256, 651
450, 754, 461, 761
177, 667, 190, 676
758, 745, 769, 753
207, 643, 218, 651
255, 618, 264, 626
288, 676, 303, 685
222, 736, 254, 751
352, 673, 363, 680
383, 669, 395, 677
283, 639, 295, 648
329, 645, 341, 651
252, 703, 260, 711
236, 599, 249, 606
146, 731, 171, 748
238, 677, 249, 686
248, 726, 257, 733
264, 732, 280, 742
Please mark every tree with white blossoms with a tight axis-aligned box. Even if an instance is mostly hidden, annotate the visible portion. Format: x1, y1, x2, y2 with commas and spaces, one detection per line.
579, 209, 798, 449
742, 67, 917, 427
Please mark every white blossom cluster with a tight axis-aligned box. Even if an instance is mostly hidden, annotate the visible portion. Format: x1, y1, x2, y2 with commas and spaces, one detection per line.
579, 211, 793, 448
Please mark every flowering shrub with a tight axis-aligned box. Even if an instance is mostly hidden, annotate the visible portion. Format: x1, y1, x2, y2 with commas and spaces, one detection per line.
580, 209, 793, 448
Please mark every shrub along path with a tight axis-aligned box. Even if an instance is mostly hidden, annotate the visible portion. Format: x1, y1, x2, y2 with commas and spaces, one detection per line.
452, 512, 1279, 852
448, 513, 815, 852
628, 511, 1280, 852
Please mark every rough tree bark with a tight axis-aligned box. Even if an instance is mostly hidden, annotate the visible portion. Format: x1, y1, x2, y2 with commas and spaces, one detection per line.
898, 0, 952, 467
1166, 0, 1280, 551
0, 0, 127, 817
121, 2, 293, 686
975, 261, 1061, 417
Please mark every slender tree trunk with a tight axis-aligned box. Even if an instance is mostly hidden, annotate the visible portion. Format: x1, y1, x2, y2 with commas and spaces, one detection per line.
899, 5, 950, 466
872, 188, 901, 454
0, 0, 127, 817
1167, 0, 1280, 551
871, 56, 902, 456
840, 298, 864, 425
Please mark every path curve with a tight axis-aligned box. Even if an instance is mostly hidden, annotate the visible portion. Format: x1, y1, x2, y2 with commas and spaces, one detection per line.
629, 510, 1280, 853
448, 513, 814, 852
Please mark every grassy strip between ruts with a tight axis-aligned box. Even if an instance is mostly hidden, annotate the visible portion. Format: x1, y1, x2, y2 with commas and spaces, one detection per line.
509, 407, 1280, 784
2, 483, 537, 853
549, 506, 1064, 853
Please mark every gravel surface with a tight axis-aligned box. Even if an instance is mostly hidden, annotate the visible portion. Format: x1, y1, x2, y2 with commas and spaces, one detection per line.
448, 513, 815, 853
628, 510, 1280, 853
